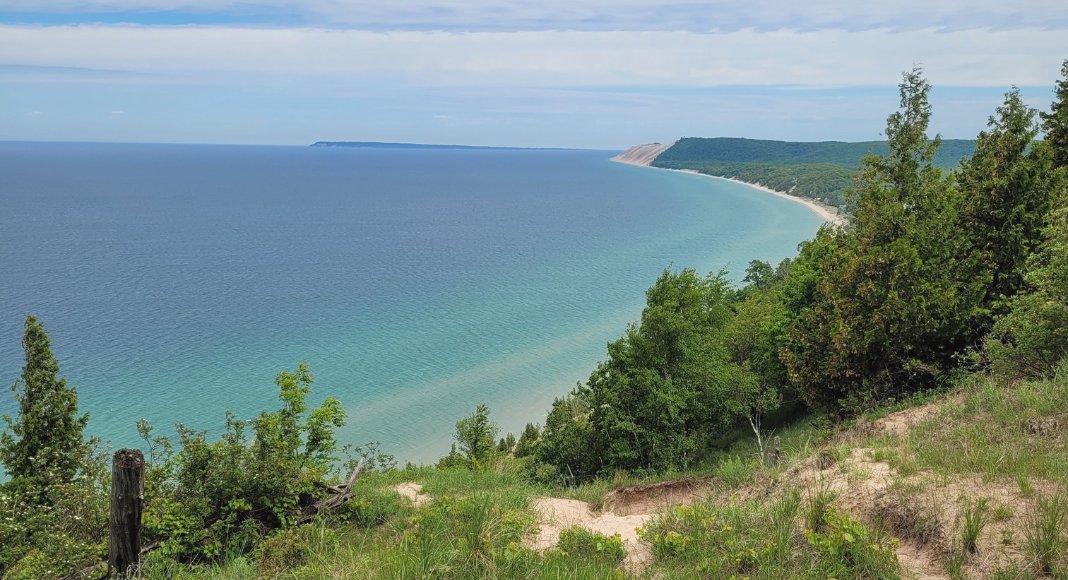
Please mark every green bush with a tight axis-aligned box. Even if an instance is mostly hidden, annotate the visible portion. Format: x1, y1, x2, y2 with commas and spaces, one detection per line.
256, 526, 314, 577
556, 526, 625, 563
336, 490, 404, 528
805, 510, 900, 580
988, 207, 1068, 379
141, 362, 347, 561
961, 497, 988, 554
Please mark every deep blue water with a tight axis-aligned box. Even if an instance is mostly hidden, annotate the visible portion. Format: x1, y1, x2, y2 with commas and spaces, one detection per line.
0, 142, 823, 463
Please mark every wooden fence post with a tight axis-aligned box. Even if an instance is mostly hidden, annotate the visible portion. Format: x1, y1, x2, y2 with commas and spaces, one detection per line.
109, 448, 145, 578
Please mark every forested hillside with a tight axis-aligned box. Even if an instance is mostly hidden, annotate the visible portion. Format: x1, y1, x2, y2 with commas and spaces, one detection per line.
655, 137, 975, 168
652, 137, 977, 209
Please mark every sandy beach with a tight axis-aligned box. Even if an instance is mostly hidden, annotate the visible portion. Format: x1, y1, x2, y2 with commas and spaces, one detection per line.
675, 170, 847, 227
611, 143, 847, 227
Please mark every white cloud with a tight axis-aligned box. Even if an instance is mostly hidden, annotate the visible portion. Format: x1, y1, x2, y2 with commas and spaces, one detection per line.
0, 0, 1064, 32
27, 110, 42, 114
111, 110, 123, 113
0, 24, 1064, 89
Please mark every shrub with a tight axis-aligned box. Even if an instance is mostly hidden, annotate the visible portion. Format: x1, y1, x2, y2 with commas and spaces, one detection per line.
141, 362, 347, 560
336, 490, 404, 528
805, 510, 900, 580
556, 526, 626, 563
804, 483, 838, 534
257, 526, 314, 577
454, 404, 500, 467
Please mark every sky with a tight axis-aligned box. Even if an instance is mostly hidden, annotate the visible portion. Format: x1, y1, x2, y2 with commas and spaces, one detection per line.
2, 0, 1067, 148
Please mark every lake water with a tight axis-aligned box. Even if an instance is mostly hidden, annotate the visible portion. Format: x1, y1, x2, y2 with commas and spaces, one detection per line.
0, 142, 824, 463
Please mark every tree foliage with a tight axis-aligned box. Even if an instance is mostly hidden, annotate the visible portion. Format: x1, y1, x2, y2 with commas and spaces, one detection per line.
959, 88, 1062, 322
987, 204, 1068, 377
142, 362, 346, 559
453, 404, 500, 467
1, 315, 89, 491
782, 67, 984, 413
1041, 59, 1068, 170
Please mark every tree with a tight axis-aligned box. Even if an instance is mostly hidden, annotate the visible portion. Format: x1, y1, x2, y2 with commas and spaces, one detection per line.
453, 404, 499, 466
783, 68, 983, 413
1, 315, 89, 489
534, 391, 601, 483
987, 204, 1068, 377
581, 268, 745, 473
723, 291, 786, 460
1040, 59, 1068, 170
959, 88, 1062, 323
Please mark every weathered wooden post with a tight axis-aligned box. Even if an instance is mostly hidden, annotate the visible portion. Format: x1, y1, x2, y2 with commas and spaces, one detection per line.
109, 448, 145, 578
766, 436, 781, 468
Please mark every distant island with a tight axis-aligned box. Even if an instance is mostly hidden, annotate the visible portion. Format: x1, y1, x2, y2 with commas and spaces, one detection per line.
310, 141, 580, 150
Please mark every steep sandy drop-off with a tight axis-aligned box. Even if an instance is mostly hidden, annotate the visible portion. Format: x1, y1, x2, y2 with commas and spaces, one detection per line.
612, 142, 673, 166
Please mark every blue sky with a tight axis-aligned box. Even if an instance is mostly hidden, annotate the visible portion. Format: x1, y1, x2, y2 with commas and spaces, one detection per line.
2, 0, 1067, 148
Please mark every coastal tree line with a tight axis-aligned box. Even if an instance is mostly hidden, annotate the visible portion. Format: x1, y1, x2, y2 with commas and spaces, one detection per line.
509, 64, 1068, 480
1, 62, 1067, 577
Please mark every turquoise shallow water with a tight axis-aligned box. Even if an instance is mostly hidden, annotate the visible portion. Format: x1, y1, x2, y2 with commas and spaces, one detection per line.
0, 143, 823, 463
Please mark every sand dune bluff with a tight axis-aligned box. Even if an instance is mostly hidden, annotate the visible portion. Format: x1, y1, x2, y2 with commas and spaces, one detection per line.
612, 142, 673, 166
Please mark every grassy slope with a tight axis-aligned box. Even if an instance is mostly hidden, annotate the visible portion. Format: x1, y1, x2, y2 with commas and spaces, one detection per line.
145, 366, 1068, 580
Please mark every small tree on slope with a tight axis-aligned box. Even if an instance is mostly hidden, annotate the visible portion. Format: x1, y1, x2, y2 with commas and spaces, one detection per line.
0, 315, 89, 491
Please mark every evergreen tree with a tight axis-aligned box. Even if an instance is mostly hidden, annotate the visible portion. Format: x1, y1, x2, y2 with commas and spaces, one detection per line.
1, 315, 89, 487
1040, 59, 1068, 170
959, 88, 1062, 322
783, 68, 983, 412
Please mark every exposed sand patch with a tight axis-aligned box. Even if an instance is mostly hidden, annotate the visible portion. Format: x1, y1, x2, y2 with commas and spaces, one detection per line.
395, 482, 431, 507
612, 142, 673, 166
870, 400, 948, 438
605, 476, 711, 516
529, 496, 653, 569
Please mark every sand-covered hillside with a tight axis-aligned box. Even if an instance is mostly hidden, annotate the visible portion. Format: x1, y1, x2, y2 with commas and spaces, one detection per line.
612, 142, 673, 166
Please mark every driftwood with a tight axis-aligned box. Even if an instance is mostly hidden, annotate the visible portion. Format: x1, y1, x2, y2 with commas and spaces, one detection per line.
300, 458, 365, 523
109, 449, 145, 578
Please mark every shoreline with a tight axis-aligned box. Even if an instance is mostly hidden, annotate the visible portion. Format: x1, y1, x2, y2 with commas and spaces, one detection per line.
674, 169, 848, 227
611, 151, 846, 227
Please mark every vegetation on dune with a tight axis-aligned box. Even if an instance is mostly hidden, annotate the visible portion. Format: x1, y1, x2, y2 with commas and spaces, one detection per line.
652, 135, 977, 210
654, 136, 975, 169
3, 61, 1068, 579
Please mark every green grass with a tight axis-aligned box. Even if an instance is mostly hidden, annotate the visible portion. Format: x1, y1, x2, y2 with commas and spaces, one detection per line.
961, 497, 989, 554
897, 374, 1068, 485
642, 493, 900, 580
1023, 491, 1068, 577
137, 366, 1068, 580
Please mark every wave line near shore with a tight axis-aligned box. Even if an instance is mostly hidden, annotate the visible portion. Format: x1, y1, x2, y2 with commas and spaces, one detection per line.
612, 144, 846, 227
